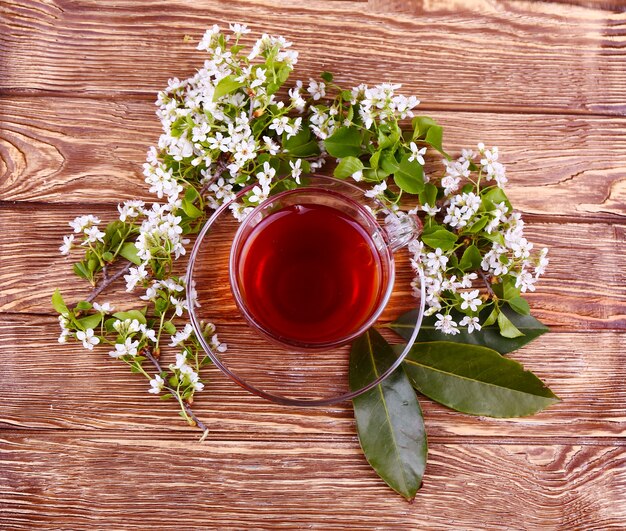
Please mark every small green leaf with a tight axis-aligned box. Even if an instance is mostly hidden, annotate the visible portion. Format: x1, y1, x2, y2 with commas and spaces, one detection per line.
119, 243, 142, 265
350, 329, 427, 500
458, 244, 482, 271
320, 71, 333, 82
412, 116, 438, 138
78, 313, 103, 330
498, 311, 525, 338
508, 296, 531, 316
282, 127, 320, 158
369, 150, 381, 169
102, 251, 114, 262
75, 301, 92, 311
377, 126, 401, 150
379, 150, 399, 174
400, 342, 559, 417
163, 321, 177, 335
394, 155, 425, 194
113, 310, 147, 325
483, 306, 499, 327
390, 307, 548, 355
324, 127, 362, 158
465, 216, 489, 234
73, 262, 91, 282
181, 198, 204, 219
212, 75, 244, 101
420, 228, 458, 251
51, 289, 69, 315
419, 183, 438, 209
333, 156, 364, 179
482, 187, 511, 210
424, 125, 444, 153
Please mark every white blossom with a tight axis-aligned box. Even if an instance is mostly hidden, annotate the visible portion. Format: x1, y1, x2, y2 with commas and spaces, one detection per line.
93, 302, 114, 313
171, 323, 194, 346
460, 316, 481, 333
69, 215, 101, 233
109, 337, 139, 358
307, 79, 326, 101
124, 264, 149, 291
148, 374, 165, 394
408, 142, 427, 165
289, 159, 303, 184
364, 181, 387, 199
76, 328, 100, 350
59, 235, 74, 255
460, 289, 482, 312
434, 313, 460, 335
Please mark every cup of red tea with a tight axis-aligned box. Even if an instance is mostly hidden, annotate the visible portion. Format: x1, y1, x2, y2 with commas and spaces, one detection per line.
231, 187, 401, 350
186, 175, 425, 406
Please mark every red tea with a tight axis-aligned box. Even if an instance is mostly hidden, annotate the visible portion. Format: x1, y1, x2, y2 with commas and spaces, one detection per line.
235, 203, 384, 347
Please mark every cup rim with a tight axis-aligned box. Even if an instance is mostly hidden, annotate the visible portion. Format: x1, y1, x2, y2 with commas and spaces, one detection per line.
228, 185, 396, 351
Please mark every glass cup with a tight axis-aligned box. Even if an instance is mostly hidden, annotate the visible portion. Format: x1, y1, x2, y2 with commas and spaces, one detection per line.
186, 175, 425, 407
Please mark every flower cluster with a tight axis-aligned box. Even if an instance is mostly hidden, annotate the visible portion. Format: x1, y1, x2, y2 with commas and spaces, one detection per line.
406, 145, 548, 337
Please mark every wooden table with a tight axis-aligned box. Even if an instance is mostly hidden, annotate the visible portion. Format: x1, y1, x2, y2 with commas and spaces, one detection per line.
1, 1, 625, 528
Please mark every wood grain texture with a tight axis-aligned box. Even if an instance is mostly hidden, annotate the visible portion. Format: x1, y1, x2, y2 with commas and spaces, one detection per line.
2, 0, 626, 114
1, 315, 625, 438
1, 97, 625, 218
2, 0, 626, 527
1, 433, 625, 530
1, 204, 624, 329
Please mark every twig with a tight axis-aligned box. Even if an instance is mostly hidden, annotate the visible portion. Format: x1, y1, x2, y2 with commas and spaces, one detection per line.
144, 349, 210, 436
199, 159, 228, 198
478, 269, 496, 299
85, 262, 133, 303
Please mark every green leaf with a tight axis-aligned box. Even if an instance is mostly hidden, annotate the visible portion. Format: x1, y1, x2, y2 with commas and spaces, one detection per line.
181, 198, 204, 219
282, 127, 320, 158
458, 244, 482, 271
424, 125, 444, 153
412, 116, 438, 138
323, 127, 362, 158
465, 216, 489, 234
73, 262, 91, 282
390, 306, 549, 355
320, 71, 333, 82
483, 306, 499, 327
369, 150, 381, 169
482, 187, 511, 210
113, 310, 147, 325
394, 155, 425, 194
78, 313, 103, 330
350, 329, 427, 500
377, 126, 401, 150
420, 228, 457, 251
75, 301, 92, 311
419, 183, 438, 209
163, 321, 177, 335
51, 289, 69, 315
212, 75, 244, 101
333, 156, 364, 179
102, 251, 114, 262
119, 243, 142, 265
498, 311, 525, 338
379, 150, 399, 174
400, 342, 559, 417
508, 296, 531, 316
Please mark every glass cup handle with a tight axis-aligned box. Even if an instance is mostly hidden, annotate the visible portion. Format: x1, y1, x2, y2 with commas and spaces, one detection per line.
383, 211, 423, 253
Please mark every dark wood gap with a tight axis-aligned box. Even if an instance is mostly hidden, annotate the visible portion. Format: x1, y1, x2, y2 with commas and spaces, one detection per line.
0, 427, 624, 446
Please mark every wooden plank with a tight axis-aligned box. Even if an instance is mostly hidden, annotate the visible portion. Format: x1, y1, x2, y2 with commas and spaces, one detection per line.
1, 97, 625, 218
0, 433, 624, 529
1, 314, 624, 437
1, 1, 626, 114
0, 204, 624, 328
